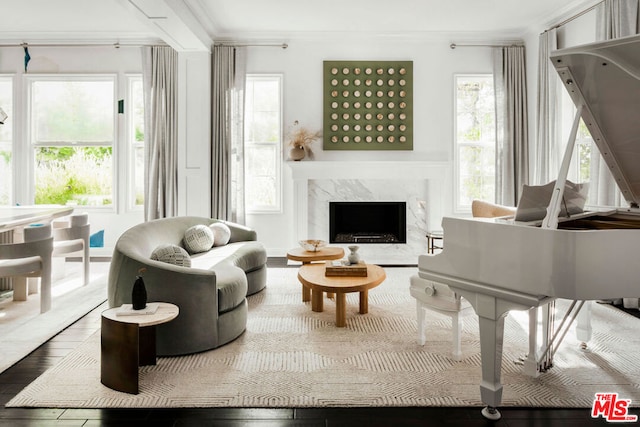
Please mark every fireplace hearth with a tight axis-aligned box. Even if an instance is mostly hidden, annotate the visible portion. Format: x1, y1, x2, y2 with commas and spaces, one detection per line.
329, 201, 406, 244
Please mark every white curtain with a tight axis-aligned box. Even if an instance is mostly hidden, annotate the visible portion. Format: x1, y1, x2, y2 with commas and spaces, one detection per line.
141, 46, 179, 221
534, 29, 561, 186
211, 46, 247, 223
590, 0, 640, 207
493, 45, 529, 206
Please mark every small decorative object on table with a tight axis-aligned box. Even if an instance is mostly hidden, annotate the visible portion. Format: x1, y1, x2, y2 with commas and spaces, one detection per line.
116, 302, 160, 316
299, 239, 327, 252
325, 260, 368, 277
347, 245, 360, 264
131, 268, 147, 310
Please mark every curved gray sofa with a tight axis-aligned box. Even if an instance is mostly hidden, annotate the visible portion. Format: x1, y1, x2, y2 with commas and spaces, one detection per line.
107, 216, 267, 356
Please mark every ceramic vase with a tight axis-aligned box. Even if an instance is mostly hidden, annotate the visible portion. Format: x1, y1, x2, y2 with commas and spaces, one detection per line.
289, 145, 305, 161
132, 275, 147, 310
347, 245, 360, 264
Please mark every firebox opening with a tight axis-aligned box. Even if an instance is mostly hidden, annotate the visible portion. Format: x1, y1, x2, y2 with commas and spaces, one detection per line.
329, 201, 407, 244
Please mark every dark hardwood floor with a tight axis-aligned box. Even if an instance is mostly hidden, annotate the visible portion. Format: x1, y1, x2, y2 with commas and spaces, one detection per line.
0, 259, 636, 426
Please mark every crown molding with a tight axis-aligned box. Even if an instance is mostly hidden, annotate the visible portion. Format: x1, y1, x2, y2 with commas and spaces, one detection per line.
212, 30, 525, 46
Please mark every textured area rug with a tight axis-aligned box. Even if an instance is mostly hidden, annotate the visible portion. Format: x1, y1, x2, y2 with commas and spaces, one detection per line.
7, 267, 640, 408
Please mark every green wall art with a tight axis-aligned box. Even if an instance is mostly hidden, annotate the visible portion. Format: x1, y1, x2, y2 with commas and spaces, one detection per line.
323, 60, 413, 151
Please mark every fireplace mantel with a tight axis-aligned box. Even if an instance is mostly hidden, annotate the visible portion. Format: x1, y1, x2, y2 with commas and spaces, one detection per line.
288, 160, 449, 181
288, 160, 451, 258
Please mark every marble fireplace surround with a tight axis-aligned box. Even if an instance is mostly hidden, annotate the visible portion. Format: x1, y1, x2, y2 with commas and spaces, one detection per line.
289, 161, 451, 265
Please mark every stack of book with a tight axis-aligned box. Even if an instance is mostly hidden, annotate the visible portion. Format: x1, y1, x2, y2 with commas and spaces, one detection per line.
325, 260, 368, 277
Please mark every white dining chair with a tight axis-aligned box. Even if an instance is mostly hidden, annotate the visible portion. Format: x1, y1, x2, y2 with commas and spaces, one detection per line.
52, 213, 90, 286
0, 223, 53, 313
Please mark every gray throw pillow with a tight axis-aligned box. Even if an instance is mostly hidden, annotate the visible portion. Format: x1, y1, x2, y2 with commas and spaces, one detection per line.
150, 243, 191, 267
183, 224, 214, 253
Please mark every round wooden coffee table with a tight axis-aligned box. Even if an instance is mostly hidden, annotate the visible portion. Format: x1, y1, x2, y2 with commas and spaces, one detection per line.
287, 246, 345, 302
297, 263, 386, 327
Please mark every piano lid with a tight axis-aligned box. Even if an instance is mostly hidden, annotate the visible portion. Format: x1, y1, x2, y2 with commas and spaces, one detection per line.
550, 34, 640, 208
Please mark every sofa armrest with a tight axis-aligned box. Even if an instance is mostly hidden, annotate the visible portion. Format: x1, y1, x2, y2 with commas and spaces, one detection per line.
108, 249, 222, 355
108, 250, 217, 308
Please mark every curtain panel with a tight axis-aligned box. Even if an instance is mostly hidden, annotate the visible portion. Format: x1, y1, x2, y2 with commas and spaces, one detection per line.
534, 29, 561, 186
493, 45, 529, 206
141, 46, 179, 221
589, 0, 640, 207
211, 46, 247, 223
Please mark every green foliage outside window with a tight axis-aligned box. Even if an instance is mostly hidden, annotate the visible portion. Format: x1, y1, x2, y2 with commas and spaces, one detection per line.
35, 147, 112, 206
32, 79, 115, 206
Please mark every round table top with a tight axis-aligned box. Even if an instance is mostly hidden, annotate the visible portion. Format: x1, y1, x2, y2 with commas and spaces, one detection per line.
102, 302, 179, 327
297, 263, 386, 293
286, 246, 344, 262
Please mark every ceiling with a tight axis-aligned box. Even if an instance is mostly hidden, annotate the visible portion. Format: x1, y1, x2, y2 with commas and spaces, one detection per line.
0, 0, 598, 51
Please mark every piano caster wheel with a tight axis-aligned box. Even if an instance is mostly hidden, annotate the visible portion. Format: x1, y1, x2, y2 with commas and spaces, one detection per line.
481, 406, 501, 421
580, 342, 588, 350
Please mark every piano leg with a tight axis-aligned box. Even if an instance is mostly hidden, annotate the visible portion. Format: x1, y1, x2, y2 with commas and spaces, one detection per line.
576, 300, 592, 349
453, 291, 542, 421
523, 307, 541, 377
452, 310, 463, 361
478, 313, 507, 419
423, 276, 552, 421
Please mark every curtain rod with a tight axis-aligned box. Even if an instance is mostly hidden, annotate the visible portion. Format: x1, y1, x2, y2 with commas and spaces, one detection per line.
0, 42, 160, 48
449, 43, 523, 49
546, 0, 603, 31
214, 42, 288, 49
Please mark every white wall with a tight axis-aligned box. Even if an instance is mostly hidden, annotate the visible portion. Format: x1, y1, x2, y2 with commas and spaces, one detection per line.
177, 52, 211, 218
244, 36, 494, 256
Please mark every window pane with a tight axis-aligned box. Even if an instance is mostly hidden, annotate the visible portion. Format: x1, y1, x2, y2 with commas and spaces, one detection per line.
246, 176, 277, 208
247, 145, 276, 176
0, 77, 12, 205
456, 75, 495, 208
251, 80, 280, 112
130, 79, 144, 144
35, 146, 113, 206
245, 145, 277, 209
244, 75, 282, 213
33, 80, 114, 143
459, 145, 495, 205
134, 146, 144, 205
129, 77, 145, 207
247, 111, 280, 143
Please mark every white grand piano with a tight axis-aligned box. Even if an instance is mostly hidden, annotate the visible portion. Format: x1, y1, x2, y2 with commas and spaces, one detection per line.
417, 34, 640, 420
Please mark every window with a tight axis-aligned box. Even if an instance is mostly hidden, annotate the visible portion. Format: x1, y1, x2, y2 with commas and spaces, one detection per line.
28, 76, 115, 207
0, 76, 12, 205
128, 76, 145, 208
455, 75, 496, 211
244, 74, 283, 213
560, 89, 592, 186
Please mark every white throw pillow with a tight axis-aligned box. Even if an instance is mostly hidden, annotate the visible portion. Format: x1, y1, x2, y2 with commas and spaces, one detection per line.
183, 225, 214, 253
209, 222, 231, 247
150, 244, 191, 267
